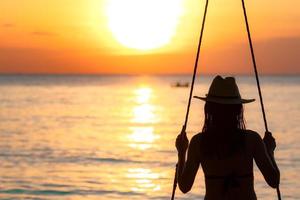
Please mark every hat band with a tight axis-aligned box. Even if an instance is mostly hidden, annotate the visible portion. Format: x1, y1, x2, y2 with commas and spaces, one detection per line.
208, 95, 241, 99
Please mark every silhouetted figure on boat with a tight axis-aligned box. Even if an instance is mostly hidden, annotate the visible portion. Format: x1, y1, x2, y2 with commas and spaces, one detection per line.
172, 82, 190, 88
176, 76, 280, 200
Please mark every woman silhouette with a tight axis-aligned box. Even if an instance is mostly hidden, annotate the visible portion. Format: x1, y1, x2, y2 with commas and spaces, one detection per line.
176, 76, 280, 200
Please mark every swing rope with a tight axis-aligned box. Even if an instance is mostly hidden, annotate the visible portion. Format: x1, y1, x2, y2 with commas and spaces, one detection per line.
171, 0, 209, 199
171, 0, 281, 199
241, 0, 281, 199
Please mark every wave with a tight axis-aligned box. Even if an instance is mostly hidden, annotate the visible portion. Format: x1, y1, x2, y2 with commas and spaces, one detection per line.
0, 152, 146, 165
0, 188, 141, 196
86, 157, 141, 163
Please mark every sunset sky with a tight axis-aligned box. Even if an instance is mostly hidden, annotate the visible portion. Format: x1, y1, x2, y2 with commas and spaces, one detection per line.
0, 0, 299, 74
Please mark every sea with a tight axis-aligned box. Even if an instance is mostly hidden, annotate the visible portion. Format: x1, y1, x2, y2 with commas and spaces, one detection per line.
0, 75, 299, 200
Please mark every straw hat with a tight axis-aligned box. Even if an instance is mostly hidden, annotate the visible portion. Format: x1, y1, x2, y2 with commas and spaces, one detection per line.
194, 75, 255, 104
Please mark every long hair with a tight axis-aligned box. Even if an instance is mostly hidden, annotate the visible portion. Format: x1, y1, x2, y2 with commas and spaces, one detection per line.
202, 102, 246, 132
201, 101, 246, 158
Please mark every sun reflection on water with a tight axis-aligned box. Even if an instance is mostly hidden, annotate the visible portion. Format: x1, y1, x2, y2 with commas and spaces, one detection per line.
132, 87, 158, 124
124, 86, 162, 193
128, 86, 160, 150
135, 87, 152, 104
132, 104, 156, 124
126, 168, 161, 192
128, 127, 159, 150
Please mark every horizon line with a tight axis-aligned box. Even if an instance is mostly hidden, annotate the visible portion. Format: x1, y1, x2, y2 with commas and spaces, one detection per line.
0, 72, 299, 76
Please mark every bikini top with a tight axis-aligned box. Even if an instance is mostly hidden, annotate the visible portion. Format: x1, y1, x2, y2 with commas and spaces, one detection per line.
205, 173, 253, 193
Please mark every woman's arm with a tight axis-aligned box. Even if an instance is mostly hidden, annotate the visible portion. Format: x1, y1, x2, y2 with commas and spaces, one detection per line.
251, 131, 280, 188
176, 133, 201, 193
263, 132, 280, 176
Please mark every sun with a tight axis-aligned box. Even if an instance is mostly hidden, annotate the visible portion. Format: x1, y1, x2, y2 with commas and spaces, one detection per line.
106, 0, 183, 50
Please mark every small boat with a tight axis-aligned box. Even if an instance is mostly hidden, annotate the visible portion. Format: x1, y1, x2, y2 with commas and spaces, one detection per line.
171, 82, 190, 88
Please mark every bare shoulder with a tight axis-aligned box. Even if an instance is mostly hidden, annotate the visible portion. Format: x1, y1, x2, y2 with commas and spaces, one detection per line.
188, 133, 202, 161
190, 133, 203, 145
188, 133, 203, 152
244, 129, 263, 141
243, 129, 264, 150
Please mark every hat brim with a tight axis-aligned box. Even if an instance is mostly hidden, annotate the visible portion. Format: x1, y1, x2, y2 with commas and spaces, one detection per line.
194, 96, 255, 104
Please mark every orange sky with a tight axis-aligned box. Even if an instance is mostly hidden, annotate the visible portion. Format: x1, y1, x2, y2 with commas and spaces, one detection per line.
0, 0, 299, 75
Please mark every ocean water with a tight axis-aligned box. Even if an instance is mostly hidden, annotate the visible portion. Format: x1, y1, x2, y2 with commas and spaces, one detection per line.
0, 75, 299, 200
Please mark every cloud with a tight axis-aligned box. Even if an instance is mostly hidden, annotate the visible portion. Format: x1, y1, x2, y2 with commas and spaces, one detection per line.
0, 47, 97, 74
254, 37, 300, 73
31, 31, 57, 36
198, 36, 300, 75
2, 23, 14, 28
0, 36, 299, 74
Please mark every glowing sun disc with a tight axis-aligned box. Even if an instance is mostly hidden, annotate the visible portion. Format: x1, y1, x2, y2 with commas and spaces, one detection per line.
106, 0, 182, 50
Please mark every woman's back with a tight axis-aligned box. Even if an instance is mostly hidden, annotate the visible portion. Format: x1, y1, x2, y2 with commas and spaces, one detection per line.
196, 130, 257, 200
